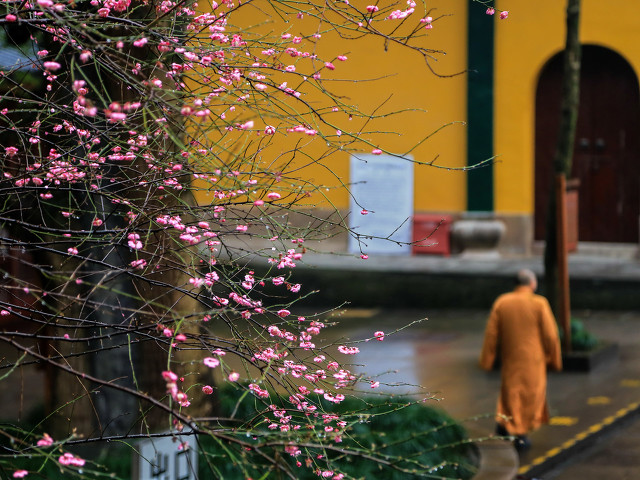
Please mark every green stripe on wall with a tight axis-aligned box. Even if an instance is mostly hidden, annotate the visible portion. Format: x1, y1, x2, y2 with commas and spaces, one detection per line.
467, 1, 494, 212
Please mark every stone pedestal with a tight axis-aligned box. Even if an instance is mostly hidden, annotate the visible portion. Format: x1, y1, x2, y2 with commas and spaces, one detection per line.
450, 219, 506, 257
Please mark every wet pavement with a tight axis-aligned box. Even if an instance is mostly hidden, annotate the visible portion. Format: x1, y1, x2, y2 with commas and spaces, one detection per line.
2, 306, 640, 479
328, 308, 640, 480
541, 412, 640, 479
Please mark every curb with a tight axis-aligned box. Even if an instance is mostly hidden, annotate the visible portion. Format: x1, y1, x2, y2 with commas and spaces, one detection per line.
472, 439, 519, 480
518, 400, 640, 478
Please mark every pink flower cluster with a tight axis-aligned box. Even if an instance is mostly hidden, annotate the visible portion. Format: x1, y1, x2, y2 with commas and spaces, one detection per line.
268, 248, 303, 269
162, 370, 190, 407
36, 433, 54, 447
486, 7, 509, 19
249, 383, 269, 398
58, 453, 85, 467
337, 345, 359, 355
387, 0, 416, 20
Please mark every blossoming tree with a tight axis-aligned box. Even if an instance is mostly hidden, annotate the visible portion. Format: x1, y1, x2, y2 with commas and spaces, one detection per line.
0, 0, 502, 477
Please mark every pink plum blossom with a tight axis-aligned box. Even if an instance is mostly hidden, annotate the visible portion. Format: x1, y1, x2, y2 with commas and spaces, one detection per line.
203, 357, 220, 368
202, 385, 213, 394
43, 61, 61, 71
133, 37, 148, 47
249, 383, 269, 398
162, 370, 178, 382
337, 345, 359, 355
58, 453, 85, 467
5, 147, 18, 157
13, 471, 28, 478
130, 259, 147, 269
36, 433, 54, 447
127, 233, 143, 250
374, 331, 384, 341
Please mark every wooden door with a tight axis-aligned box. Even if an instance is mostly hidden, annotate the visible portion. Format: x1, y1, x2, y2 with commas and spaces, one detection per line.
535, 46, 640, 243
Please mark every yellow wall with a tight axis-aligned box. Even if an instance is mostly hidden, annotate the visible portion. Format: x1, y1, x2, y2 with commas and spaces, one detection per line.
192, 0, 470, 212
494, 0, 566, 215
281, 0, 470, 212
196, 0, 640, 225
494, 0, 640, 215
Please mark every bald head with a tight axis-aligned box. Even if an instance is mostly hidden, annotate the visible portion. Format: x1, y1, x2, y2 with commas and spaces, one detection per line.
516, 269, 537, 291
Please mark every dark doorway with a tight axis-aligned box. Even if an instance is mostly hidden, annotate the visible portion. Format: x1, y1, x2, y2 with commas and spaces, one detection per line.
535, 45, 640, 243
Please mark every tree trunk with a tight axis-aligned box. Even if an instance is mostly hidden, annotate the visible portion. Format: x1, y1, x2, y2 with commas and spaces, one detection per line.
544, 0, 581, 313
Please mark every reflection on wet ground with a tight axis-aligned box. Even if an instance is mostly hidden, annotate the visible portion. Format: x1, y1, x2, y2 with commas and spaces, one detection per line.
324, 308, 498, 429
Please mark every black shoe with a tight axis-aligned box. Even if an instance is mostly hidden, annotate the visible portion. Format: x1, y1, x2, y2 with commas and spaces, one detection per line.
514, 435, 531, 452
495, 423, 509, 436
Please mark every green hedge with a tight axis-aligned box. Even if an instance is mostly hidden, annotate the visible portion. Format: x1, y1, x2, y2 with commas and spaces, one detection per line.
198, 389, 477, 479
1, 392, 476, 480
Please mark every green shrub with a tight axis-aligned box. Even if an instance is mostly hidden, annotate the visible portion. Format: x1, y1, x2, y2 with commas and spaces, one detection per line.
1, 392, 475, 479
561, 318, 600, 351
327, 397, 476, 480
198, 387, 476, 479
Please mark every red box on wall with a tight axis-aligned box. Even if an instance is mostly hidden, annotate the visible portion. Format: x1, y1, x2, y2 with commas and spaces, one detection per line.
412, 214, 452, 256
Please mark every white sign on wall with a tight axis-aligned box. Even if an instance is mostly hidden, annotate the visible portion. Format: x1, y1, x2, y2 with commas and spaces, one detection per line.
348, 153, 414, 255
136, 432, 198, 480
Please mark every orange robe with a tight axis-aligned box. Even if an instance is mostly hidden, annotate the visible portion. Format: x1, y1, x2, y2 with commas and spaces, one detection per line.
479, 286, 562, 435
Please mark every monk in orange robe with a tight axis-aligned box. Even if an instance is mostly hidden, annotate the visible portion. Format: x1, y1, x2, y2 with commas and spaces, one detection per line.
480, 269, 562, 450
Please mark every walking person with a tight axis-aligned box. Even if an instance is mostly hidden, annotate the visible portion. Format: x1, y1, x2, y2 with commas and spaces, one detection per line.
480, 269, 562, 451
